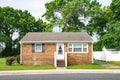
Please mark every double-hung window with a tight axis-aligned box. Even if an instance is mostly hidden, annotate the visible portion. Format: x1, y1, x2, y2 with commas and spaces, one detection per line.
73, 44, 82, 52
32, 43, 45, 53
68, 44, 72, 52
83, 43, 87, 52
35, 44, 42, 52
68, 43, 88, 53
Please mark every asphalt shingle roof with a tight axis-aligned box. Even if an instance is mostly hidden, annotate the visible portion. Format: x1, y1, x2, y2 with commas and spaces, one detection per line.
20, 32, 92, 43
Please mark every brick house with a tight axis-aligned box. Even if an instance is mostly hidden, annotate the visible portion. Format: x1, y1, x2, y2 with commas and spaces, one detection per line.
20, 32, 93, 67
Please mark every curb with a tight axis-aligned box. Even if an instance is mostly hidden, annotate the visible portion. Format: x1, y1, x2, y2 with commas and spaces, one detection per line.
0, 69, 120, 75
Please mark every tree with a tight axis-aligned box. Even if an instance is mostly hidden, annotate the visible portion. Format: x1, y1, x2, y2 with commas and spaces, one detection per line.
88, 0, 120, 50
34, 19, 52, 32
0, 6, 47, 56
100, 0, 120, 50
43, 0, 101, 32
0, 7, 20, 56
93, 42, 103, 51
87, 7, 108, 36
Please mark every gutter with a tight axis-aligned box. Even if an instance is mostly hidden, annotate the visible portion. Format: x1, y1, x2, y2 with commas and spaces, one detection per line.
20, 40, 93, 44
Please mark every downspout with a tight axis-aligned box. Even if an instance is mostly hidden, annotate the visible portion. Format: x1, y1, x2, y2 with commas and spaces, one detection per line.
65, 52, 67, 67
92, 42, 94, 64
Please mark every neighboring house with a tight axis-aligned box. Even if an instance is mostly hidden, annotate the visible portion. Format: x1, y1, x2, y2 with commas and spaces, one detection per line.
102, 46, 116, 51
20, 32, 93, 67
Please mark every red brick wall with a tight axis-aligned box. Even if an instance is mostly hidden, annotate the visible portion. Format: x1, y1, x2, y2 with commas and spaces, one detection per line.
66, 43, 92, 65
22, 43, 56, 65
21, 43, 92, 65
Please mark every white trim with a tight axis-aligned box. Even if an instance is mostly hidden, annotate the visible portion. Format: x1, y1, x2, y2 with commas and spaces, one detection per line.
68, 43, 88, 53
54, 52, 57, 67
83, 43, 88, 53
20, 41, 92, 44
20, 44, 22, 64
65, 52, 67, 67
68, 52, 88, 54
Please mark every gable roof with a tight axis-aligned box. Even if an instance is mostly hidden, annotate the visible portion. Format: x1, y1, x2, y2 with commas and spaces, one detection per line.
20, 32, 93, 43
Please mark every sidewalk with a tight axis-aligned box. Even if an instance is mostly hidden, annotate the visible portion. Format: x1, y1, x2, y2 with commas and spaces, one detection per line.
0, 69, 120, 75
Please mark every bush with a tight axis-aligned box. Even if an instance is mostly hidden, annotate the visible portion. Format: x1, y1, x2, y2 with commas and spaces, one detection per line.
6, 56, 15, 65
16, 55, 20, 64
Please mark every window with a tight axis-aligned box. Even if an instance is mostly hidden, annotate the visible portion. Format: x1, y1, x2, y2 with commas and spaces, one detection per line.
35, 44, 42, 52
73, 44, 82, 52
83, 43, 87, 52
68, 43, 88, 53
32, 43, 45, 53
58, 46, 63, 54
68, 44, 72, 52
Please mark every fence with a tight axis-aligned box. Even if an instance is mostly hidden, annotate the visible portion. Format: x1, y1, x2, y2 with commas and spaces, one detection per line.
93, 51, 120, 61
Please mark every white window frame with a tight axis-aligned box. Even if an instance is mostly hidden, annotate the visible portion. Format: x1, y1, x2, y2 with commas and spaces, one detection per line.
35, 43, 42, 52
68, 44, 73, 52
68, 43, 88, 53
73, 43, 82, 52
83, 43, 88, 52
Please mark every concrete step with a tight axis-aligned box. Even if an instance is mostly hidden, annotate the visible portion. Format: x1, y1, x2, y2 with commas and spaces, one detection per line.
57, 60, 65, 67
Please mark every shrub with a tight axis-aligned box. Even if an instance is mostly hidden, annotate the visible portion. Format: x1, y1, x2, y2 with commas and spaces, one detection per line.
16, 55, 20, 64
6, 56, 15, 65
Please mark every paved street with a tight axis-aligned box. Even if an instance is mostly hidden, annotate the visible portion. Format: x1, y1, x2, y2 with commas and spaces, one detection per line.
0, 73, 120, 80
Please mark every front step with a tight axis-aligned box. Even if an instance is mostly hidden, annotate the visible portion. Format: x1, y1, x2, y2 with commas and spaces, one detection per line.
57, 60, 65, 67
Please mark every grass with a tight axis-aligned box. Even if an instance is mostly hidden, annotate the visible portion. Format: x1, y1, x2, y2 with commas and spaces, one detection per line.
0, 58, 55, 70
67, 64, 106, 69
107, 61, 120, 65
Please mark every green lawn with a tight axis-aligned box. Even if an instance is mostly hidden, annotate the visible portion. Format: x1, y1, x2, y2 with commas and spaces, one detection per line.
107, 61, 120, 65
67, 64, 106, 69
0, 58, 55, 70
0, 58, 107, 70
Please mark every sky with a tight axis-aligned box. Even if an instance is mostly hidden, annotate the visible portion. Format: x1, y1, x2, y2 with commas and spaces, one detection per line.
0, 0, 52, 20
0, 0, 112, 20
0, 0, 112, 41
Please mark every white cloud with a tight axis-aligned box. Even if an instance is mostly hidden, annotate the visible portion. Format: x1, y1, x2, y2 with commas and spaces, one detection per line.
0, 0, 52, 19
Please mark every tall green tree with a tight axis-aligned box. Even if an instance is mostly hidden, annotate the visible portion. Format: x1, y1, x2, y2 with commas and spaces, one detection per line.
0, 6, 47, 56
34, 19, 52, 32
87, 7, 108, 36
89, 0, 120, 50
0, 7, 20, 56
100, 0, 120, 50
43, 0, 101, 32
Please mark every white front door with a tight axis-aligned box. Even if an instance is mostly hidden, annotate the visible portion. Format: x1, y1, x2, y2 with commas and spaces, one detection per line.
56, 43, 64, 60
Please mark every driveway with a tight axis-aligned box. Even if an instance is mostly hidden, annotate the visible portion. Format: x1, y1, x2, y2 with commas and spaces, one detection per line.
94, 60, 120, 69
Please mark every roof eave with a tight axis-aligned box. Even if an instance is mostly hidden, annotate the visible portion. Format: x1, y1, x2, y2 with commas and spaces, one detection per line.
20, 40, 93, 44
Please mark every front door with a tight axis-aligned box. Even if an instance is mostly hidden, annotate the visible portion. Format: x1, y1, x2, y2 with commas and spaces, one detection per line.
56, 43, 64, 60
